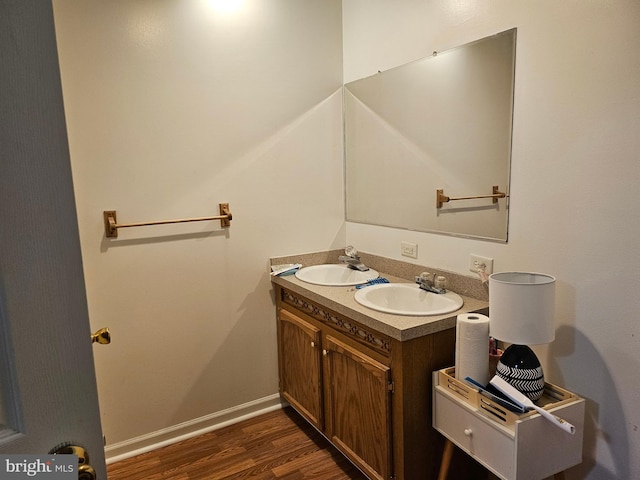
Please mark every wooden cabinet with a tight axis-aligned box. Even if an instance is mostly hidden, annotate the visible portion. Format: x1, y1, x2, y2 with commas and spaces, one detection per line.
275, 285, 461, 480
324, 335, 393, 480
277, 306, 392, 479
278, 309, 323, 429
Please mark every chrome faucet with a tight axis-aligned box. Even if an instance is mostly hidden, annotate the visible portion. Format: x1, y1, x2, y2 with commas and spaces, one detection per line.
415, 272, 446, 294
338, 245, 369, 271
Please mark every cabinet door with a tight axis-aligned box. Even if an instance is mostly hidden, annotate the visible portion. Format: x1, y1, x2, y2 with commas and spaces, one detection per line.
324, 335, 393, 480
278, 308, 323, 429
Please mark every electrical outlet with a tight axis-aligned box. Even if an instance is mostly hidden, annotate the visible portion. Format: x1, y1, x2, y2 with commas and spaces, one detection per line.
469, 254, 493, 274
401, 241, 418, 259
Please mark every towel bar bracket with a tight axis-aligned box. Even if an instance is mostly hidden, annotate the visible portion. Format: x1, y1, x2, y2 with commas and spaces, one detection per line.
219, 202, 232, 228
104, 210, 118, 238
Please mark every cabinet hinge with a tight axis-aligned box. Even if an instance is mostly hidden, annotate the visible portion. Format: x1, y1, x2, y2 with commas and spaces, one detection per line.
388, 381, 394, 393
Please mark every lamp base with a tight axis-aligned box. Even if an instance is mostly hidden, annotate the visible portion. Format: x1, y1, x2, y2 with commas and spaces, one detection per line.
495, 344, 545, 401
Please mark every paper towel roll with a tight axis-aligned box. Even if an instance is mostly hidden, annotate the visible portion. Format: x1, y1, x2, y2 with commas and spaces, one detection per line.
455, 313, 490, 386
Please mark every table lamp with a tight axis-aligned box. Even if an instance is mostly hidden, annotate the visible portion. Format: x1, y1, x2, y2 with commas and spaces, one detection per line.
489, 272, 556, 401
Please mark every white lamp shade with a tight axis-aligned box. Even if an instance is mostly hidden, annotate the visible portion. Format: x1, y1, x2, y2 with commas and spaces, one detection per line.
489, 272, 556, 345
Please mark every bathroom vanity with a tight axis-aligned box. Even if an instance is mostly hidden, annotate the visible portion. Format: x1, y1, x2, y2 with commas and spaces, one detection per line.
270, 251, 489, 480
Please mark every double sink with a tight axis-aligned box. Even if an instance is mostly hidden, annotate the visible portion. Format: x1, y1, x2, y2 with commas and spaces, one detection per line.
294, 264, 463, 317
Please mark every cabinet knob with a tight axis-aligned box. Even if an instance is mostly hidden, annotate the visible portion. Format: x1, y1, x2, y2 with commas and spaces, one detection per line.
311, 341, 316, 348
464, 428, 473, 437
322, 349, 328, 356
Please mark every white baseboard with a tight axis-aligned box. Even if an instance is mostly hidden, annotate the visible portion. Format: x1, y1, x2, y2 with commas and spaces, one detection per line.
105, 393, 285, 464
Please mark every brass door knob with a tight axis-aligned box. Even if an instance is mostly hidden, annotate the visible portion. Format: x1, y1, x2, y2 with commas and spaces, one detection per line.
49, 444, 97, 480
79, 464, 98, 480
91, 327, 110, 344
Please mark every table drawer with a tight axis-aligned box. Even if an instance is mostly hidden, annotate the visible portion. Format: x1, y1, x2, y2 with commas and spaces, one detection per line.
434, 386, 515, 479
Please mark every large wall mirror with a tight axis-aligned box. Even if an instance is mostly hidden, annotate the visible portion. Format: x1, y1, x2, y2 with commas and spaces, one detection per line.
345, 29, 516, 242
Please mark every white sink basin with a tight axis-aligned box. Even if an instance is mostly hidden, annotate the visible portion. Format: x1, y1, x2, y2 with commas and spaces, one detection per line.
295, 264, 379, 286
354, 283, 463, 316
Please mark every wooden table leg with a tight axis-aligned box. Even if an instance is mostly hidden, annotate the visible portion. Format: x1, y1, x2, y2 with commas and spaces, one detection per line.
437, 439, 455, 480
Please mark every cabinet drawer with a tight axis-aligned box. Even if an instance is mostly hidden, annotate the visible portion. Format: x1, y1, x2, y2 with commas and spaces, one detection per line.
434, 386, 515, 479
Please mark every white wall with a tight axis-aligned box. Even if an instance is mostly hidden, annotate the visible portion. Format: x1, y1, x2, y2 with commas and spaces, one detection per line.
53, 0, 344, 448
344, 1, 640, 479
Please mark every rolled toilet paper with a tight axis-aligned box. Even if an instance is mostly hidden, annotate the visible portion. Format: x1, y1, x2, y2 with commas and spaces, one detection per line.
455, 313, 490, 386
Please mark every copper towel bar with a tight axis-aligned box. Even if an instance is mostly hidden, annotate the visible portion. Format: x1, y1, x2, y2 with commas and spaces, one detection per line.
436, 186, 506, 209
103, 203, 232, 238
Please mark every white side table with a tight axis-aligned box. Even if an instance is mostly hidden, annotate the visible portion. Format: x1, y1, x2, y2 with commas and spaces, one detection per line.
433, 368, 585, 480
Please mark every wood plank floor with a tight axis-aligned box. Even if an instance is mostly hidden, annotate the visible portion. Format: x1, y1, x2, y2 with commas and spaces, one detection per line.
107, 406, 368, 480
